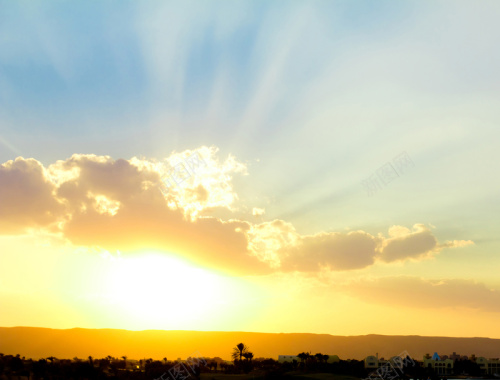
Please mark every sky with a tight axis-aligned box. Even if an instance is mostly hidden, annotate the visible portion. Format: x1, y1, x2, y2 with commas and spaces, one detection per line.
1, 0, 500, 339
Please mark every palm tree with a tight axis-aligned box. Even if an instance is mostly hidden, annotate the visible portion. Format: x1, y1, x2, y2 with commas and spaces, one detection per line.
297, 352, 308, 363
163, 357, 167, 364
297, 352, 311, 370
243, 352, 254, 362
88, 356, 93, 365
122, 356, 127, 369
236, 343, 245, 361
232, 343, 250, 362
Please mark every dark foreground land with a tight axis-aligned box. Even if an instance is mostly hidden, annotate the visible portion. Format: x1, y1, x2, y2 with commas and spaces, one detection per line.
200, 374, 360, 380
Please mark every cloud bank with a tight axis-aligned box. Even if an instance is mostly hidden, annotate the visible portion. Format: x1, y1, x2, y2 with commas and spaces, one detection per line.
0, 148, 473, 275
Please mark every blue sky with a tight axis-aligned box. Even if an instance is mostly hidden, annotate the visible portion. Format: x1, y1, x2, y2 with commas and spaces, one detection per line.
1, 0, 500, 336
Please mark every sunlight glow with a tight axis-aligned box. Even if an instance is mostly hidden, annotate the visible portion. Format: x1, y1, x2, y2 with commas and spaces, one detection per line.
102, 253, 229, 329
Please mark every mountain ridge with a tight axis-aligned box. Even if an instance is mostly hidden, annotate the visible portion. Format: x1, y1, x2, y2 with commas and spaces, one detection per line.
1, 327, 499, 361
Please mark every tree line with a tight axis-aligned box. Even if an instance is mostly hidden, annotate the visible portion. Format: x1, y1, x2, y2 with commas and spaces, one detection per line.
0, 346, 486, 380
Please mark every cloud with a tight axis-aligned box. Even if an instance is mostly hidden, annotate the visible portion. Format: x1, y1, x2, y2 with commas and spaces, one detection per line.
245, 222, 472, 273
0, 149, 473, 276
252, 207, 265, 217
378, 224, 439, 262
0, 148, 267, 275
439, 239, 475, 249
280, 230, 379, 272
377, 224, 473, 263
0, 157, 64, 233
344, 276, 500, 313
55, 149, 266, 275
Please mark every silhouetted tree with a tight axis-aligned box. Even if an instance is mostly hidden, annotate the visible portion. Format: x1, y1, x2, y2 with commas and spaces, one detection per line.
315, 353, 324, 363
208, 360, 218, 371
297, 352, 311, 370
297, 352, 308, 363
10, 355, 23, 372
121, 355, 127, 370
232, 343, 250, 362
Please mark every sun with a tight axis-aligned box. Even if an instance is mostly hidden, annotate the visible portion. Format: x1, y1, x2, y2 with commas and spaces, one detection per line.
102, 252, 230, 329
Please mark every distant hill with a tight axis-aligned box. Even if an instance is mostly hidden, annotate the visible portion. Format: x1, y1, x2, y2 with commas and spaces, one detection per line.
1, 327, 499, 361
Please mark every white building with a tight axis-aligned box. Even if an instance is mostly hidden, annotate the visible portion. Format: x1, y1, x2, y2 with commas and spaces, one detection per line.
423, 353, 453, 375
364, 354, 387, 369
326, 355, 340, 363
278, 355, 299, 363
476, 357, 500, 375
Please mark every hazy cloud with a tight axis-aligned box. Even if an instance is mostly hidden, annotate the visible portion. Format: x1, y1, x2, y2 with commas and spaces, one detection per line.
345, 276, 500, 313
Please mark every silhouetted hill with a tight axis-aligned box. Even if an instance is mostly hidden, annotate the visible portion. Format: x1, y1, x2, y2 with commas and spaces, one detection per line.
1, 327, 499, 361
